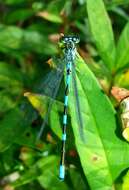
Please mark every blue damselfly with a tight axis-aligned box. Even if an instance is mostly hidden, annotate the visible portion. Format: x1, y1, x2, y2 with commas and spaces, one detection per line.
59, 35, 84, 180
37, 35, 84, 180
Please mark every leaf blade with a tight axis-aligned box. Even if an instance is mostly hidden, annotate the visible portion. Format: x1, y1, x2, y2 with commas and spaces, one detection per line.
116, 22, 129, 70
87, 0, 116, 70
0, 107, 25, 152
69, 55, 129, 189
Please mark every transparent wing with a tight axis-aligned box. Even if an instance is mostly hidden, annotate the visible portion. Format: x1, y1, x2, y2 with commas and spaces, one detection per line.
35, 58, 64, 97
36, 58, 65, 140
71, 61, 85, 141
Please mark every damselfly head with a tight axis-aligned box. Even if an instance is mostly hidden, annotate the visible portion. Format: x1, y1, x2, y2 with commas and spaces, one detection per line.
60, 35, 80, 44
60, 35, 80, 50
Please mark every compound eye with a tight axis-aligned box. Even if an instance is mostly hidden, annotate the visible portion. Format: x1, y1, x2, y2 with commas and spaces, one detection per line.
73, 36, 80, 43
60, 36, 68, 43
64, 37, 69, 43
73, 37, 77, 42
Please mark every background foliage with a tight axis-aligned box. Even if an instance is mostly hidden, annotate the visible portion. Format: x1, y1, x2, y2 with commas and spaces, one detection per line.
0, 0, 129, 190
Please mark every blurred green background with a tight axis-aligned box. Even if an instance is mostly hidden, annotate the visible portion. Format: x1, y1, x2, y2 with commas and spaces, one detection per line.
0, 0, 129, 190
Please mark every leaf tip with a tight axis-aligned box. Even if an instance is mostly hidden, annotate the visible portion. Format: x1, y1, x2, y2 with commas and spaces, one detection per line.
24, 92, 31, 97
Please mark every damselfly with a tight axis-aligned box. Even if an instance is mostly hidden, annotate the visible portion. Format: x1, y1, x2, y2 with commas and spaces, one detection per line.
37, 35, 83, 180
59, 35, 82, 180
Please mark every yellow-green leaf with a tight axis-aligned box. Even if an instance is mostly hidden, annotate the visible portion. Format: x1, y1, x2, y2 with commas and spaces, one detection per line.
24, 92, 63, 139
122, 170, 129, 190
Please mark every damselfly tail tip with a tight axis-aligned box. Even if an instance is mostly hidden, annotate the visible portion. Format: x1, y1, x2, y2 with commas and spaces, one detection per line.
59, 165, 65, 181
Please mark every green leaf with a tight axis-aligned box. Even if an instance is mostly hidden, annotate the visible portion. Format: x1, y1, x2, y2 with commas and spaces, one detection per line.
0, 145, 19, 175
87, 0, 116, 70
68, 55, 129, 190
0, 62, 23, 82
0, 62, 23, 94
37, 11, 62, 23
32, 2, 45, 11
105, 0, 129, 6
4, 0, 26, 5
37, 0, 66, 23
0, 91, 16, 113
0, 25, 57, 55
107, 7, 129, 21
5, 9, 34, 24
23, 30, 57, 55
14, 101, 40, 149
0, 107, 25, 152
69, 168, 88, 190
115, 22, 129, 70
114, 69, 129, 88
15, 127, 38, 149
0, 25, 23, 50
